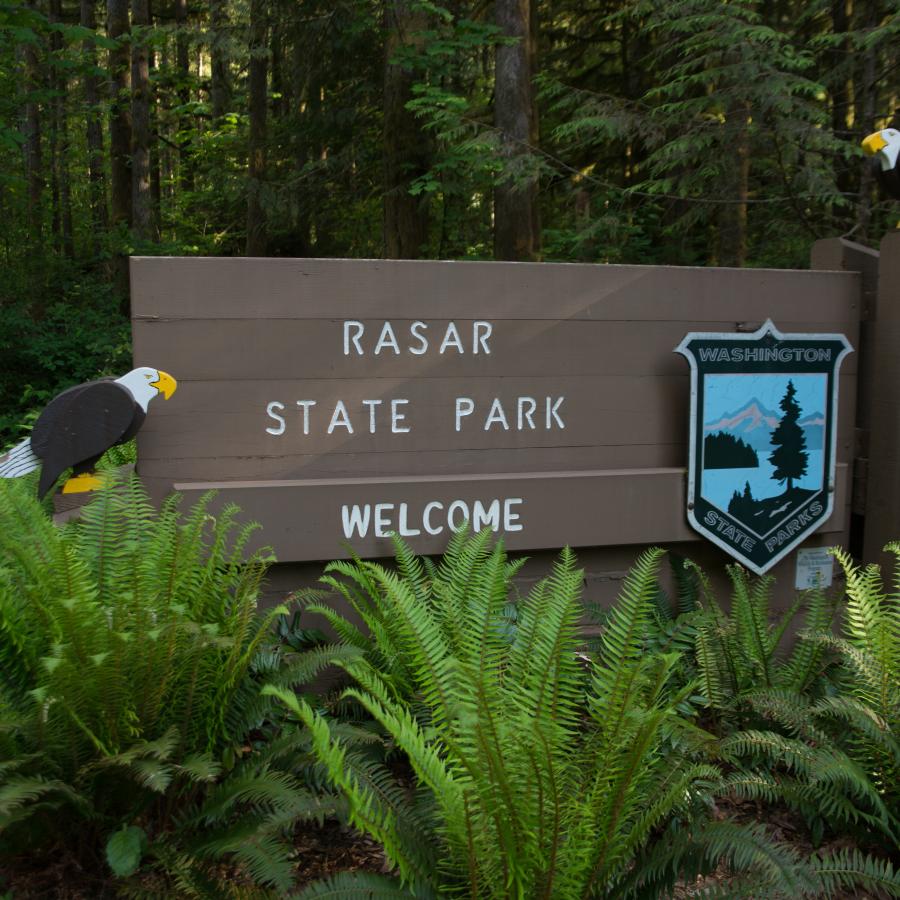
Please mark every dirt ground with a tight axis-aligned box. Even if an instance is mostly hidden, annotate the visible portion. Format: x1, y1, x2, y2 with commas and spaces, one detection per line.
1, 805, 892, 899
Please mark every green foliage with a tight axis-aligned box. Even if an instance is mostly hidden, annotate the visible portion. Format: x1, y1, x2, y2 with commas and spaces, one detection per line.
270, 533, 866, 898
665, 551, 900, 851
107, 825, 149, 877
0, 471, 280, 756
294, 870, 429, 898
538, 0, 897, 264
0, 263, 131, 447
802, 545, 900, 821
687, 562, 838, 715
720, 724, 896, 844
0, 472, 344, 890
1, 0, 897, 429
829, 545, 900, 736
96, 438, 138, 469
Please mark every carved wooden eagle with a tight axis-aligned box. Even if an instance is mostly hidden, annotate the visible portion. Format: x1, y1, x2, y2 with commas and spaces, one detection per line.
0, 367, 176, 498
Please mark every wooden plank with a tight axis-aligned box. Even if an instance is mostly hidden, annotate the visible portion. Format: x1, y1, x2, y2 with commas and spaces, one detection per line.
259, 532, 850, 622
136, 375, 688, 455
863, 232, 900, 565
136, 371, 856, 464
131, 255, 861, 567
133, 318, 859, 381
811, 238, 879, 460
811, 238, 878, 559
136, 443, 689, 481
170, 463, 850, 562
811, 238, 879, 321
131, 256, 859, 323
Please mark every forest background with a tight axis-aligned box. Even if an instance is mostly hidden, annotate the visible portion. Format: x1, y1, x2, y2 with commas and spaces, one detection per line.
0, 0, 896, 444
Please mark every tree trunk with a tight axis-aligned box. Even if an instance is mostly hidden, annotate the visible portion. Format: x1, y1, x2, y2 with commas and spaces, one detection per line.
716, 100, 750, 267
175, 0, 194, 191
270, 17, 284, 120
307, 76, 333, 253
853, 0, 879, 242
209, 0, 231, 118
383, 0, 430, 259
131, 0, 154, 240
493, 0, 540, 261
290, 36, 311, 256
58, 107, 74, 258
159, 34, 174, 208
81, 0, 108, 248
23, 1, 43, 248
48, 0, 64, 253
107, 0, 132, 227
830, 0, 851, 223
246, 0, 268, 255
150, 42, 162, 236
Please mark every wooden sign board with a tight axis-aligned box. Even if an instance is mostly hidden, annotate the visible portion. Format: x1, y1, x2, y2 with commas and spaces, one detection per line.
131, 257, 858, 563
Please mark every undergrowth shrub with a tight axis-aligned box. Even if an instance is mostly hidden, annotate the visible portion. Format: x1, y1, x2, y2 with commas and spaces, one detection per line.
651, 553, 900, 855
822, 545, 900, 815
0, 263, 131, 447
0, 472, 355, 893
677, 558, 840, 721
718, 548, 900, 851
269, 531, 900, 898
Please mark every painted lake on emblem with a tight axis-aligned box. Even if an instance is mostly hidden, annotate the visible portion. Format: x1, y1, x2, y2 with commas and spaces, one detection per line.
701, 449, 824, 512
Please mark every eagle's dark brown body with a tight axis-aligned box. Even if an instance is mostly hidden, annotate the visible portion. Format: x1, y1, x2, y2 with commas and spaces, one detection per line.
31, 380, 145, 498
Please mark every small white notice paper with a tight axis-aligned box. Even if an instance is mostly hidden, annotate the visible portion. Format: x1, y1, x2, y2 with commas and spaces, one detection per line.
795, 547, 834, 590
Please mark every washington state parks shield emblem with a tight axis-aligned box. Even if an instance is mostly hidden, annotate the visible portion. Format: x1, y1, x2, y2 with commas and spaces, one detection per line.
676, 320, 852, 574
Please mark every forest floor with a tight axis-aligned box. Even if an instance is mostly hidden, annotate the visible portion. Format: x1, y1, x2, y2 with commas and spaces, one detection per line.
671, 794, 879, 899
0, 801, 887, 898
0, 819, 388, 899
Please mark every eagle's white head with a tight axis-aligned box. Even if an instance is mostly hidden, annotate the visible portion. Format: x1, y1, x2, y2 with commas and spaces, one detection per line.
116, 367, 178, 412
862, 128, 900, 172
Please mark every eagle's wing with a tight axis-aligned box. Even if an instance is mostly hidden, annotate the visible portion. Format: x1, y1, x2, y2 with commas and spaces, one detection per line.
32, 381, 139, 497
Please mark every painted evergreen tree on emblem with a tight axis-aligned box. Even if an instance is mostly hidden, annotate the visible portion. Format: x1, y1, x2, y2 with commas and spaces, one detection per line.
768, 380, 808, 492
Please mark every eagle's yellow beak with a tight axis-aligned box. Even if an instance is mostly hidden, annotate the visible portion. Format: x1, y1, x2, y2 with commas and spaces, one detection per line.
862, 131, 888, 156
150, 370, 177, 400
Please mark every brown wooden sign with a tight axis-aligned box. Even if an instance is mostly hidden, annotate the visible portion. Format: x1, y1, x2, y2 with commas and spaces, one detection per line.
131, 257, 859, 562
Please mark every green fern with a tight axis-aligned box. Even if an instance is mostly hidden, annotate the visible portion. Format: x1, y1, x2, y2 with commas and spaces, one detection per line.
702, 546, 900, 849
292, 870, 424, 898
0, 473, 344, 889
270, 535, 845, 899
686, 562, 838, 718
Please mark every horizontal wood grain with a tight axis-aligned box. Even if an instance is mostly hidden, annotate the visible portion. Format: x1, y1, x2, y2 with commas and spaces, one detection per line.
131, 255, 860, 562
135, 373, 857, 478
135, 443, 689, 481
137, 375, 689, 454
169, 464, 850, 562
133, 317, 859, 381
131, 256, 859, 323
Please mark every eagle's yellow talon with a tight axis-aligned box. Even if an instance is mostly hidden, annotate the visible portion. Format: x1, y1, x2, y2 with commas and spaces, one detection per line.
62, 473, 103, 494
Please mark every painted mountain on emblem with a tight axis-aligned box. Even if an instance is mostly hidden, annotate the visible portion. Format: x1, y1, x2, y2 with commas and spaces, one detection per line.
704, 398, 824, 451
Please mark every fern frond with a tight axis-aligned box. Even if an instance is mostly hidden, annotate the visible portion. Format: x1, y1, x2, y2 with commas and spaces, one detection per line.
0, 775, 86, 827
193, 771, 316, 825
780, 613, 833, 696
810, 847, 900, 897
263, 686, 430, 889
694, 617, 726, 709
292, 871, 424, 899
193, 824, 296, 892
591, 547, 666, 745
